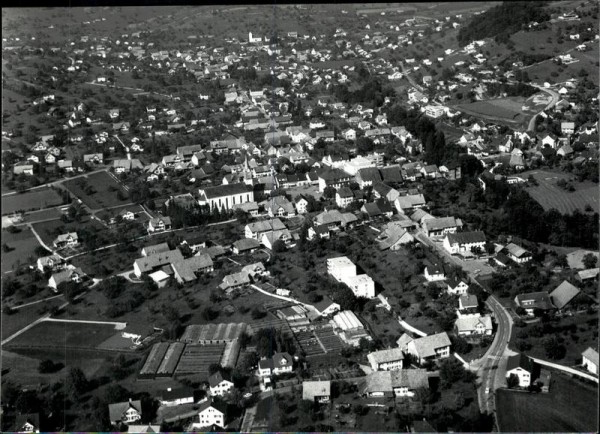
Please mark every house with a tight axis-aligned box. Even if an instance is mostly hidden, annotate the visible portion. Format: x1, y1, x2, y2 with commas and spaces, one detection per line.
160, 387, 195, 406
356, 167, 382, 188
171, 254, 214, 284
447, 277, 469, 295
336, 186, 354, 208
506, 353, 536, 387
443, 231, 486, 255
422, 216, 463, 237
514, 292, 555, 316
361, 369, 429, 398
313, 297, 341, 317
549, 280, 581, 311
267, 196, 296, 218
540, 133, 558, 149
198, 183, 254, 211
561, 121, 575, 135
294, 195, 309, 214
147, 217, 172, 233
261, 229, 292, 250
13, 414, 40, 433
423, 260, 445, 282
37, 254, 66, 273
318, 167, 353, 192
314, 209, 358, 230
302, 380, 331, 403
219, 271, 251, 293
394, 194, 426, 214
367, 348, 404, 371
108, 399, 142, 426
457, 293, 479, 318
581, 347, 599, 375
193, 398, 226, 429
401, 332, 451, 365
245, 219, 286, 239
232, 238, 261, 254
258, 352, 294, 376
141, 242, 171, 257
577, 268, 599, 282
504, 243, 532, 263
133, 249, 184, 278
376, 222, 414, 250
454, 315, 493, 337
209, 371, 234, 396
53, 232, 79, 249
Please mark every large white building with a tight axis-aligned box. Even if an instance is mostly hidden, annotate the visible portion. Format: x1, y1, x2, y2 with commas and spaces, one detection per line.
443, 231, 486, 255
505, 353, 534, 387
332, 310, 371, 346
198, 183, 254, 211
327, 256, 375, 298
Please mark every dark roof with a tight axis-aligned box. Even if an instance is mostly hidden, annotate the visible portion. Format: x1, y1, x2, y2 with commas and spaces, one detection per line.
506, 352, 534, 373
446, 231, 486, 245
318, 167, 351, 181
208, 371, 232, 388
515, 291, 555, 311
379, 166, 403, 183
200, 183, 251, 199
357, 167, 383, 183
162, 386, 195, 401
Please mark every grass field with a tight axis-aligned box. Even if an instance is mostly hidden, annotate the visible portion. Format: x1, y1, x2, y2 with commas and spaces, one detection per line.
496, 373, 598, 432
31, 216, 106, 247
5, 320, 120, 350
1, 296, 64, 340
1, 226, 43, 273
2, 188, 65, 215
62, 171, 129, 210
523, 170, 599, 213
455, 99, 525, 124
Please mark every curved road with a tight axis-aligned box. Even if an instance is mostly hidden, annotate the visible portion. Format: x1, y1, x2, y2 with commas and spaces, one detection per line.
527, 84, 560, 132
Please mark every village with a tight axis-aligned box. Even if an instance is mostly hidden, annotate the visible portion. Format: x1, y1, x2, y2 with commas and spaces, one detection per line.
1, 2, 599, 433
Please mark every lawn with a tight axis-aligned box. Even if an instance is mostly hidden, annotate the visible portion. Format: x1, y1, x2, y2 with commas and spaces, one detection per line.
31, 216, 107, 247
1, 188, 65, 215
1, 296, 65, 341
1, 226, 43, 273
62, 171, 129, 210
496, 373, 598, 432
522, 170, 599, 213
454, 100, 525, 124
5, 320, 121, 351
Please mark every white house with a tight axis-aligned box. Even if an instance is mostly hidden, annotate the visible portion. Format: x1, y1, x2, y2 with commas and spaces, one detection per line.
504, 243, 532, 264
302, 380, 331, 403
424, 261, 445, 282
454, 315, 493, 337
193, 399, 225, 429
160, 387, 195, 406
208, 372, 234, 396
147, 217, 172, 233
108, 399, 142, 426
400, 332, 451, 365
367, 348, 404, 371
53, 232, 79, 249
327, 256, 375, 298
443, 231, 486, 255
447, 277, 469, 295
506, 353, 534, 387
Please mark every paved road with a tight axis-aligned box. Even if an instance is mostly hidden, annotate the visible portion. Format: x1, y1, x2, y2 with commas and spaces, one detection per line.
10, 293, 64, 310
527, 84, 560, 132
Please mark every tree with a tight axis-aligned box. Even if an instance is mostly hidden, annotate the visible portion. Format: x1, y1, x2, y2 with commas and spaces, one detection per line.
272, 239, 286, 253
323, 186, 336, 199
543, 336, 566, 360
39, 359, 63, 373
65, 367, 89, 400
582, 253, 598, 269
507, 373, 520, 388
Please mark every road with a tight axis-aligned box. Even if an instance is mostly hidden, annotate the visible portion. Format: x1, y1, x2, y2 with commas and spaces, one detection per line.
527, 84, 560, 132
413, 228, 513, 417
398, 60, 424, 92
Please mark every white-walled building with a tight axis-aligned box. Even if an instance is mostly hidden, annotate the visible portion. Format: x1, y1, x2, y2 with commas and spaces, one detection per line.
198, 183, 254, 211
327, 256, 375, 298
367, 348, 404, 371
443, 231, 486, 255
582, 347, 598, 375
506, 353, 534, 387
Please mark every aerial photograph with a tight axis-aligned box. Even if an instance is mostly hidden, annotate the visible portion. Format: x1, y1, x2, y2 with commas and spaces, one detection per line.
1, 1, 598, 432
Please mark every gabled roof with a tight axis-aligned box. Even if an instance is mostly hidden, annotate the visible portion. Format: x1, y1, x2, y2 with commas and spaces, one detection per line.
367, 347, 404, 365
582, 347, 599, 366
208, 371, 232, 388
391, 369, 429, 389
506, 352, 533, 373
446, 231, 486, 245
505, 243, 530, 258
108, 399, 142, 423
200, 183, 252, 199
514, 291, 555, 310
549, 280, 581, 310
423, 216, 462, 232
455, 315, 492, 333
410, 332, 451, 359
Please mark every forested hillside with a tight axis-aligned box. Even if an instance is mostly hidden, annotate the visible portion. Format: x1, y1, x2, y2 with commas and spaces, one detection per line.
457, 1, 551, 46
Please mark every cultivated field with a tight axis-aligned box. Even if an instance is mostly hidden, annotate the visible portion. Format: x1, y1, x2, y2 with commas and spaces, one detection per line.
2, 188, 65, 215
1, 226, 43, 273
496, 374, 598, 432
523, 170, 599, 213
4, 320, 120, 350
62, 171, 129, 210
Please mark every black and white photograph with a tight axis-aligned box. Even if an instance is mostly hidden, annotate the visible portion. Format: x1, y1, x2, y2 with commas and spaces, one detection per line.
1, 2, 599, 432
